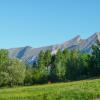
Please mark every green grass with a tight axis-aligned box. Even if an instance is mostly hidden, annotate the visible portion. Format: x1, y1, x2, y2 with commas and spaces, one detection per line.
1, 79, 100, 100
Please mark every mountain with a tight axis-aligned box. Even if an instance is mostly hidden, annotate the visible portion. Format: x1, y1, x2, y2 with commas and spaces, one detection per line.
8, 32, 100, 64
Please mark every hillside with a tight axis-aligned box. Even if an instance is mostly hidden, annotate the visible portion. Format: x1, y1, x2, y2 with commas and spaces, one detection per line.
1, 79, 100, 100
8, 32, 100, 64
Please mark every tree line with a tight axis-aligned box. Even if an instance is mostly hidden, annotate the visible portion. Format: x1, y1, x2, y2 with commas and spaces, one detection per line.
0, 40, 100, 87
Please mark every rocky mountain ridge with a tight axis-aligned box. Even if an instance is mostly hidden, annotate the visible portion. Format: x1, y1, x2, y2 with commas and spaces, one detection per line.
8, 32, 100, 64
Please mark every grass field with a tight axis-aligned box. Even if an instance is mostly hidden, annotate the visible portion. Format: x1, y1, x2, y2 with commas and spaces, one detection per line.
1, 79, 100, 100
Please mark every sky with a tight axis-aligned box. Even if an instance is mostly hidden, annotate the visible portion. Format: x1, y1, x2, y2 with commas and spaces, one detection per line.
0, 0, 100, 48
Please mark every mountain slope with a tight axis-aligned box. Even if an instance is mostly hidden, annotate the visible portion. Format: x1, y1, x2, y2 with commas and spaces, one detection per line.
8, 32, 100, 64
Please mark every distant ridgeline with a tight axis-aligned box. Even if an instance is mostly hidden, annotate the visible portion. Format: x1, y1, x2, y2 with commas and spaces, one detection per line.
8, 32, 100, 64
0, 33, 100, 87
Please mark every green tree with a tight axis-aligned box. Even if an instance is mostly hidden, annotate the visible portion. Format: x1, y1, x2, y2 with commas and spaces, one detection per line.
54, 49, 66, 81
7, 59, 26, 86
0, 49, 9, 86
67, 50, 79, 80
91, 40, 100, 76
38, 50, 45, 69
0, 49, 26, 87
36, 50, 48, 83
44, 50, 51, 67
78, 53, 90, 79
62, 49, 70, 80
24, 64, 34, 85
49, 55, 57, 82
0, 49, 9, 71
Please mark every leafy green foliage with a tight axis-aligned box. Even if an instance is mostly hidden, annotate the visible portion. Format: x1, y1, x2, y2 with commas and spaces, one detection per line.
8, 59, 26, 86
0, 40, 100, 87
0, 49, 26, 87
90, 40, 100, 76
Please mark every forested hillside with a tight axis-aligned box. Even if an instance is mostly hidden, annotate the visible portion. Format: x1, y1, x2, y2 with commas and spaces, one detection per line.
0, 40, 100, 87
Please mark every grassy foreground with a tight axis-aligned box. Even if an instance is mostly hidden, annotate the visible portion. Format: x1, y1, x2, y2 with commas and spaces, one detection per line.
1, 79, 100, 100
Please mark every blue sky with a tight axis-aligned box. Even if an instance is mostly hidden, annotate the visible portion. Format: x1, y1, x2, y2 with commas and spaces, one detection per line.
0, 0, 100, 48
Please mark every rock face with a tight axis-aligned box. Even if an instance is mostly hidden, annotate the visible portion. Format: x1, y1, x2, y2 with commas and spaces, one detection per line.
8, 32, 100, 64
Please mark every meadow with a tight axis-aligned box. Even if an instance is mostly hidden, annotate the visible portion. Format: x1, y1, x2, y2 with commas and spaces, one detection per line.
0, 79, 100, 100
